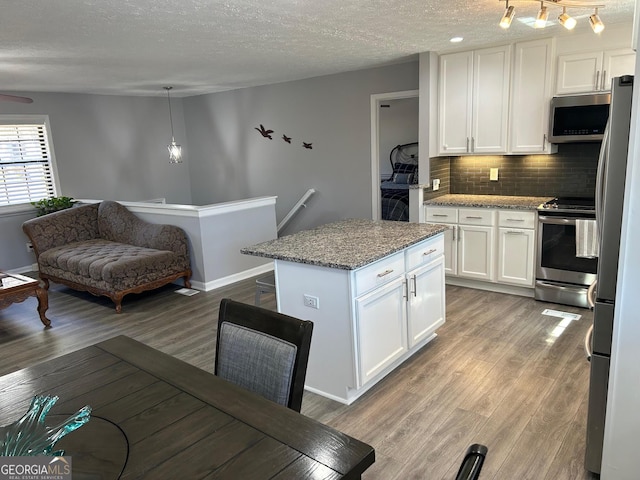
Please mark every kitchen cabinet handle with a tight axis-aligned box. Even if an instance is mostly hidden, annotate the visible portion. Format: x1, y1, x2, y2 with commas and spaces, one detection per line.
422, 248, 437, 256
595, 70, 600, 91
466, 137, 470, 152
505, 218, 525, 222
465, 216, 483, 219
452, 225, 456, 241
505, 230, 523, 235
543, 133, 547, 150
403, 278, 408, 300
412, 275, 417, 297
432, 214, 449, 217
602, 70, 607, 90
471, 137, 475, 152
377, 269, 394, 278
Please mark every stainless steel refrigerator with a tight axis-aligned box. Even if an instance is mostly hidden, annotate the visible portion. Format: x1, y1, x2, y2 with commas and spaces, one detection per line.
585, 75, 634, 474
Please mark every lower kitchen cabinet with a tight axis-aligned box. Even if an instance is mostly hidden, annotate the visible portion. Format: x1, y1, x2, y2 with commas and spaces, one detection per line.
426, 206, 536, 289
497, 227, 535, 286
458, 224, 494, 281
407, 257, 446, 348
355, 277, 408, 385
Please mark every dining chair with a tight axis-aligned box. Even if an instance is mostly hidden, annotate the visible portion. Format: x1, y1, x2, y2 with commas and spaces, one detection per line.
215, 298, 313, 412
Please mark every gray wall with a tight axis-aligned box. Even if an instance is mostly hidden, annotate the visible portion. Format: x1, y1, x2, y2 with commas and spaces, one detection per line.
182, 62, 419, 235
1, 91, 193, 271
0, 92, 192, 204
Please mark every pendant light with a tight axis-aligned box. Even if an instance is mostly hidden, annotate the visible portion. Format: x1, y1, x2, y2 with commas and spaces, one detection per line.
164, 86, 183, 164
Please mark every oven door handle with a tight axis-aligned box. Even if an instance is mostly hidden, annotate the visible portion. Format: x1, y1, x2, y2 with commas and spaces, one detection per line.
538, 216, 577, 225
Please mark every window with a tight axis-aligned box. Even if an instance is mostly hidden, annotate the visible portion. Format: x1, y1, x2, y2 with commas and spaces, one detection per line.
0, 117, 58, 206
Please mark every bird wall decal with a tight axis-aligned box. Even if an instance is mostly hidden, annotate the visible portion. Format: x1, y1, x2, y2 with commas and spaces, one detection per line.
282, 134, 291, 143
303, 142, 313, 149
255, 124, 274, 139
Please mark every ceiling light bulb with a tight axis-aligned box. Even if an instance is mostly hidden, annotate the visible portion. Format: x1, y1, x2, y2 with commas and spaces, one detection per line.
558, 8, 576, 30
450, 36, 464, 43
500, 5, 515, 29
590, 9, 605, 34
535, 4, 548, 28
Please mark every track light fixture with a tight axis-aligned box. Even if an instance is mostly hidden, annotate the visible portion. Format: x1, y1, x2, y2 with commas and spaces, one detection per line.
500, 3, 515, 28
590, 8, 605, 33
535, 2, 548, 28
558, 7, 577, 30
497, 0, 604, 33
164, 86, 183, 164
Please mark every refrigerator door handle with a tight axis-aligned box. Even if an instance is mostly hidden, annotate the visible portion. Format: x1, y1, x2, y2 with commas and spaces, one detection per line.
595, 121, 609, 238
587, 280, 597, 309
585, 324, 594, 362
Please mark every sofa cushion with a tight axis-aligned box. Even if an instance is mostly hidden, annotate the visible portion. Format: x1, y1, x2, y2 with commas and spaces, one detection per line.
38, 239, 185, 292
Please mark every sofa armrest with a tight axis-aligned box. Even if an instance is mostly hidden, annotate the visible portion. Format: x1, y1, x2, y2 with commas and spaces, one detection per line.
136, 223, 190, 260
22, 204, 100, 258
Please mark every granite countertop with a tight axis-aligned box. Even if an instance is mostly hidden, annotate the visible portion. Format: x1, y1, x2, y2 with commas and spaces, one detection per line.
241, 219, 448, 270
424, 194, 554, 210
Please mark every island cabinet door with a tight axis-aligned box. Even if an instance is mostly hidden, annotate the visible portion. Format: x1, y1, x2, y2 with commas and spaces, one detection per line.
355, 276, 408, 387
407, 256, 446, 348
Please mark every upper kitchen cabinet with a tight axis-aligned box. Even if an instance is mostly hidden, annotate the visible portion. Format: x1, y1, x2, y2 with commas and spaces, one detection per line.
509, 38, 557, 154
438, 45, 511, 155
556, 48, 636, 94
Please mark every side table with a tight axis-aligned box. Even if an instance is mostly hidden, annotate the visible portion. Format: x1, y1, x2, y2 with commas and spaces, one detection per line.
0, 272, 50, 327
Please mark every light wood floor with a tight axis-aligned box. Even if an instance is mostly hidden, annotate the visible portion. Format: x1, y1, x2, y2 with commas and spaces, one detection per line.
0, 276, 598, 480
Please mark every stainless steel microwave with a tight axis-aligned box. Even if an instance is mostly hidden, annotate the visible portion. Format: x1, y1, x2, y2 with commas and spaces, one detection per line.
549, 93, 611, 143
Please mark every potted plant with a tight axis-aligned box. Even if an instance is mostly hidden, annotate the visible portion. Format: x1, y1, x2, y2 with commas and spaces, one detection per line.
31, 196, 76, 216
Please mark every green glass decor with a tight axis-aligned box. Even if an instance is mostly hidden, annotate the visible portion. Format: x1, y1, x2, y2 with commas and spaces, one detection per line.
0, 395, 91, 456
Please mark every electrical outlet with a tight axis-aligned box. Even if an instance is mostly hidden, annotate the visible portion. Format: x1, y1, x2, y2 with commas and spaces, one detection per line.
303, 294, 320, 309
490, 168, 499, 181
26, 242, 33, 252
432, 178, 440, 191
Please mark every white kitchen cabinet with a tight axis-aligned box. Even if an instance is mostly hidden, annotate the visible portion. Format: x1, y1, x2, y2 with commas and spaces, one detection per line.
510, 38, 557, 154
406, 257, 445, 348
497, 210, 536, 287
355, 276, 408, 385
426, 206, 537, 289
458, 224, 494, 281
438, 45, 511, 155
556, 48, 636, 94
426, 206, 495, 281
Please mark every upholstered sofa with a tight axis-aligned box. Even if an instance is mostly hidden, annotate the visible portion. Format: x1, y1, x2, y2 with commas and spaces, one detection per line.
22, 201, 192, 313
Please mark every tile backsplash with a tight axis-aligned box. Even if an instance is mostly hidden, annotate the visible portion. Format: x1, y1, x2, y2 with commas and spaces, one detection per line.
424, 143, 600, 199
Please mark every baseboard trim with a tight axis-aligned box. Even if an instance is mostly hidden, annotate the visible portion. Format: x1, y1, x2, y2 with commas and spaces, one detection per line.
192, 263, 274, 292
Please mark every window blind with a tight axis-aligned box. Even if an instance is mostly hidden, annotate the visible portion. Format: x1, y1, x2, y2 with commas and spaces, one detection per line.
0, 123, 56, 206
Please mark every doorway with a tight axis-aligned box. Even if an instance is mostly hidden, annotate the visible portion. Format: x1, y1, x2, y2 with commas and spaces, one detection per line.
370, 90, 419, 220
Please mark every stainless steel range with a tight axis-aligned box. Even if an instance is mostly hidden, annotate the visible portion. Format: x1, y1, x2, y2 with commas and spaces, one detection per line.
535, 197, 597, 308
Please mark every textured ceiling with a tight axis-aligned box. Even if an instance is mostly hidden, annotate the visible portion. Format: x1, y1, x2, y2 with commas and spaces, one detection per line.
1, 0, 635, 97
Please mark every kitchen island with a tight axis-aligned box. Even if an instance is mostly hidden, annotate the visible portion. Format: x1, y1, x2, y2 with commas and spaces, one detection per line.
242, 219, 447, 404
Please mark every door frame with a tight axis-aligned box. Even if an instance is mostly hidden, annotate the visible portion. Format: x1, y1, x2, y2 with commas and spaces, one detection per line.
370, 90, 419, 220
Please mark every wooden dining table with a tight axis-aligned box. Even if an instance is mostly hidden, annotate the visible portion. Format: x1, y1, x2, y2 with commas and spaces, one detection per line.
0, 335, 375, 479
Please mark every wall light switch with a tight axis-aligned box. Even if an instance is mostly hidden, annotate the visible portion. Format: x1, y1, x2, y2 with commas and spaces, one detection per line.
490, 168, 499, 181
432, 178, 440, 191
